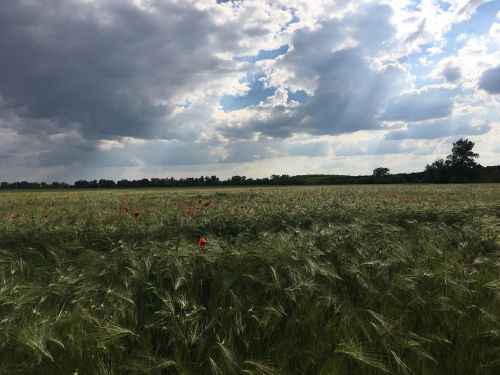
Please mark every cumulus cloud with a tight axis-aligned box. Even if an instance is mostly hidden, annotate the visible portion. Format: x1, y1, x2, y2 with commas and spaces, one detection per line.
0, 0, 297, 142
443, 65, 462, 82
385, 118, 491, 140
380, 88, 457, 122
479, 66, 500, 93
219, 5, 409, 139
296, 50, 407, 135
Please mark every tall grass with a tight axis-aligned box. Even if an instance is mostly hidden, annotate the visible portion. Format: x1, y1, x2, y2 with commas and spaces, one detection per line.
0, 185, 499, 374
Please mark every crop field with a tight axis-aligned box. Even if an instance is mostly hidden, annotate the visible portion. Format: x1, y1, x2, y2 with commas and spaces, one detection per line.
0, 184, 499, 374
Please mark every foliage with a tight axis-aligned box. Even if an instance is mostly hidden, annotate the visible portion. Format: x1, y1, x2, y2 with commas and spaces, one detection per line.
447, 138, 479, 169
0, 185, 499, 374
425, 138, 484, 183
425, 159, 449, 183
373, 167, 390, 177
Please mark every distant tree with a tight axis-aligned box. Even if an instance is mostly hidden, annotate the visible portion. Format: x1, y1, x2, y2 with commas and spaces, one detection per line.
483, 167, 500, 182
150, 178, 161, 187
206, 175, 220, 186
50, 181, 69, 188
117, 179, 131, 188
425, 159, 449, 183
425, 138, 481, 182
74, 180, 90, 188
425, 159, 447, 172
230, 176, 246, 184
139, 178, 150, 187
98, 179, 116, 188
446, 138, 479, 169
373, 167, 390, 177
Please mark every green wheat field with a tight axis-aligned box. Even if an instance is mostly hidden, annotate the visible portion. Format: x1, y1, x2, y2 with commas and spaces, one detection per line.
0, 184, 499, 374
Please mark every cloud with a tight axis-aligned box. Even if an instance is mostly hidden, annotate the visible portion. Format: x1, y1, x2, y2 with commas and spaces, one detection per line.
20, 132, 138, 168
296, 49, 407, 136
456, 0, 491, 17
222, 138, 276, 163
139, 140, 220, 166
442, 65, 462, 82
219, 5, 409, 139
385, 118, 491, 140
0, 0, 284, 141
479, 66, 500, 93
379, 88, 456, 122
284, 141, 330, 157
128, 136, 283, 167
334, 139, 414, 156
0, 0, 498, 180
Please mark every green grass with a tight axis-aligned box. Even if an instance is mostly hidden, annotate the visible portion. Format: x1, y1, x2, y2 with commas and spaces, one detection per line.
0, 184, 499, 374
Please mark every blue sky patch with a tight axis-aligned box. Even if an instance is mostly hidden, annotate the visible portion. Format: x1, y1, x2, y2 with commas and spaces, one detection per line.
437, 1, 451, 11
446, 0, 500, 41
220, 73, 275, 111
288, 90, 309, 104
235, 45, 289, 63
220, 73, 309, 112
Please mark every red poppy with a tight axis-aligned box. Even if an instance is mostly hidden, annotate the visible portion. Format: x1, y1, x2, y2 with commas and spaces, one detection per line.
198, 236, 207, 248
133, 210, 140, 217
203, 200, 212, 207
123, 206, 130, 213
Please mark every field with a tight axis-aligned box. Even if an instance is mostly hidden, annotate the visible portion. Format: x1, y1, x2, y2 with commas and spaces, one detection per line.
0, 185, 499, 374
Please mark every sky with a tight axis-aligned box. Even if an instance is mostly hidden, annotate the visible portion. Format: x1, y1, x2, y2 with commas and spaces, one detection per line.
0, 0, 499, 182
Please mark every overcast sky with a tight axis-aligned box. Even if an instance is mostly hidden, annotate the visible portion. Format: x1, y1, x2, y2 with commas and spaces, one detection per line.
0, 0, 499, 182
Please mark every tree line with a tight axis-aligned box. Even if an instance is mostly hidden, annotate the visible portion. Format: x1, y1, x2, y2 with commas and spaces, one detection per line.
1, 139, 499, 189
371, 138, 499, 183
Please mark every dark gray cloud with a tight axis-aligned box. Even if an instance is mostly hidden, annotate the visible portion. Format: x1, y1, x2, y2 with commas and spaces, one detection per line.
14, 131, 137, 168
479, 66, 500, 94
0, 0, 249, 141
442, 66, 461, 82
26, 146, 138, 169
385, 118, 491, 140
299, 50, 405, 135
379, 88, 456, 122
